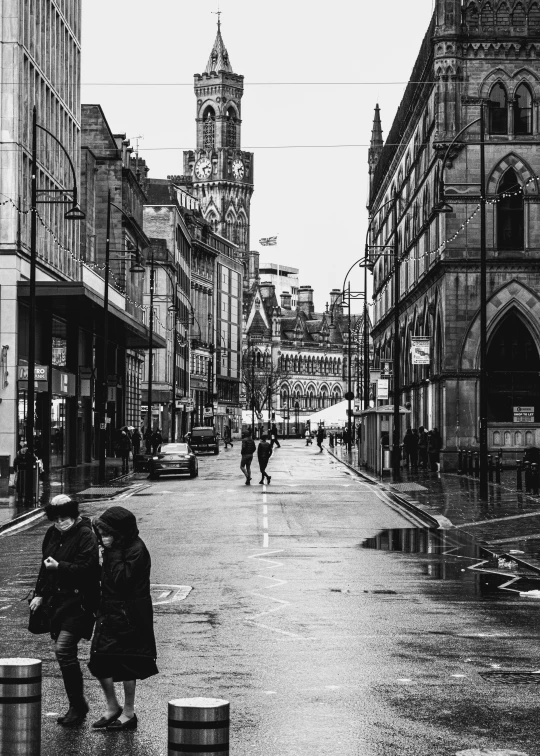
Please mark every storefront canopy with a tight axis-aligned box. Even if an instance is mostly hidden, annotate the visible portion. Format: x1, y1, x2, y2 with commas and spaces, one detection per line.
241, 410, 284, 424
305, 400, 349, 427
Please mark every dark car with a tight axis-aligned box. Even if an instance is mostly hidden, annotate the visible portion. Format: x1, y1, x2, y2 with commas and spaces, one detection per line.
187, 427, 219, 455
149, 443, 198, 479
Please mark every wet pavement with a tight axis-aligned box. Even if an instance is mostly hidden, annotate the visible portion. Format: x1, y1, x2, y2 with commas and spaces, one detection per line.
0, 442, 539, 755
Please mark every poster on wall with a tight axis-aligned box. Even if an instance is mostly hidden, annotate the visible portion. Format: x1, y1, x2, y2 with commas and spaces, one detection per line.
411, 337, 431, 365
513, 406, 534, 423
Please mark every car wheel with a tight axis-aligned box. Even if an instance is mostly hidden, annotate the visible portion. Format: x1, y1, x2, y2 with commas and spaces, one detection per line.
190, 468, 198, 478
149, 472, 159, 480
213, 448, 219, 455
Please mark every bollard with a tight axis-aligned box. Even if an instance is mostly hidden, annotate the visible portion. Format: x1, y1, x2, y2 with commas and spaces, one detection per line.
517, 459, 523, 491
495, 456, 501, 484
457, 448, 463, 475
467, 450, 472, 476
488, 454, 493, 482
474, 452, 480, 478
168, 697, 229, 756
0, 658, 41, 756
524, 460, 531, 493
533, 463, 539, 495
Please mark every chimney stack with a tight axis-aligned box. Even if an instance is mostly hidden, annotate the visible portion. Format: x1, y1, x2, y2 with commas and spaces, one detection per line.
280, 292, 292, 310
297, 285, 314, 317
330, 289, 343, 320
248, 250, 260, 287
260, 281, 275, 302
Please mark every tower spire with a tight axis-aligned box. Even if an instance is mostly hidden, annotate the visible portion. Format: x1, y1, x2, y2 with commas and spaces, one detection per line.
368, 104, 384, 201
206, 11, 232, 74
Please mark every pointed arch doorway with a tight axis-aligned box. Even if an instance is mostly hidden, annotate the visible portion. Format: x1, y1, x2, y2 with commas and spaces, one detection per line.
487, 311, 540, 422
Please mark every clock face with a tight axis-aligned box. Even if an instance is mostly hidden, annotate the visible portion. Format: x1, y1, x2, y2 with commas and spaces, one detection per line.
194, 157, 212, 180
232, 159, 245, 180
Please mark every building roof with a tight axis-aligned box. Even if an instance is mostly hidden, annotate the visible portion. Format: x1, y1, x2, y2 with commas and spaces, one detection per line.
205, 21, 233, 74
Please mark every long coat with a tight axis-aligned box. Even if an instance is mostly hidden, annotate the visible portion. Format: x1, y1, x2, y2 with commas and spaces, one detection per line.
34, 516, 100, 641
88, 506, 158, 682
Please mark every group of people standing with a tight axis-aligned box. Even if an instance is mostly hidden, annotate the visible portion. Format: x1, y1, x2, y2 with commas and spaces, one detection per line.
114, 426, 165, 473
29, 495, 157, 730
402, 426, 442, 472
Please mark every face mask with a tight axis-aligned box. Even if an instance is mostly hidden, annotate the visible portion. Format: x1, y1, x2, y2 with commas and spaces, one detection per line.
55, 518, 75, 532
101, 535, 114, 548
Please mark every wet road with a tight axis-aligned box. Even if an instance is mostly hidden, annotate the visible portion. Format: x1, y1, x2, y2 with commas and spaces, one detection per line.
0, 441, 539, 756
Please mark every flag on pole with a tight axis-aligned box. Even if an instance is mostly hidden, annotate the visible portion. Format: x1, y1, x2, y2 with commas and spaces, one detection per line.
259, 236, 278, 246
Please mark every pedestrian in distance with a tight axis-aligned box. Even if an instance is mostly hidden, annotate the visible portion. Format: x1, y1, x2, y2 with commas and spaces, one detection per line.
316, 425, 325, 453
240, 430, 256, 485
144, 427, 152, 454
305, 428, 312, 446
131, 428, 141, 456
403, 427, 419, 470
223, 424, 233, 449
151, 428, 163, 455
89, 506, 158, 731
270, 422, 281, 450
417, 426, 428, 469
117, 428, 132, 474
29, 495, 100, 727
257, 433, 273, 484
428, 428, 443, 472
410, 428, 419, 470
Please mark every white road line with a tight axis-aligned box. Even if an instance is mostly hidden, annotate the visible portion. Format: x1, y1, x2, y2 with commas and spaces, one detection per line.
262, 486, 269, 548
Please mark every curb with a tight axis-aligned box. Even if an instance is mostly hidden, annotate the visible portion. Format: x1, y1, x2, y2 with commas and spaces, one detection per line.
328, 448, 445, 530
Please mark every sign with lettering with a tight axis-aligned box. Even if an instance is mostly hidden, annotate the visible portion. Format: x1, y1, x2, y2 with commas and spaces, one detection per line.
18, 365, 48, 381
411, 337, 431, 365
377, 379, 389, 400
513, 406, 534, 423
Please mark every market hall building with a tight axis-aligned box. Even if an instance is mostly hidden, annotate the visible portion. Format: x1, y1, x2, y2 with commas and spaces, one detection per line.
367, 0, 540, 468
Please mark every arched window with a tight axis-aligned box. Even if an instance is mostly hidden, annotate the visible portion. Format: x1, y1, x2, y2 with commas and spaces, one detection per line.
487, 311, 540, 421
514, 83, 533, 135
512, 2, 526, 25
203, 107, 215, 149
530, 2, 540, 28
481, 1, 494, 25
489, 83, 508, 135
467, 2, 479, 25
497, 168, 524, 250
226, 107, 237, 148
496, 1, 510, 25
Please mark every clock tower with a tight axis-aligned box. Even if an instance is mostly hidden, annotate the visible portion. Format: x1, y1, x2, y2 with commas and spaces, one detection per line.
183, 20, 254, 254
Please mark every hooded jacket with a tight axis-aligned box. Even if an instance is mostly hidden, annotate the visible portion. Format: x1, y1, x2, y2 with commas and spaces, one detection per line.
90, 506, 157, 663
35, 516, 100, 640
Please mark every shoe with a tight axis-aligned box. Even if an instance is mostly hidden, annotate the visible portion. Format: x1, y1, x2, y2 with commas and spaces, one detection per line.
58, 699, 89, 727
107, 713, 138, 731
259, 479, 264, 484
92, 708, 123, 729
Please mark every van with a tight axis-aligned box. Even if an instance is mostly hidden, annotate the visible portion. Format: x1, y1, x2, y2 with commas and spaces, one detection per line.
187, 426, 219, 455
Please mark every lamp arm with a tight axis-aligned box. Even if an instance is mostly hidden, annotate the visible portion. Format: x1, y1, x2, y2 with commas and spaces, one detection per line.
438, 116, 482, 201
37, 123, 79, 203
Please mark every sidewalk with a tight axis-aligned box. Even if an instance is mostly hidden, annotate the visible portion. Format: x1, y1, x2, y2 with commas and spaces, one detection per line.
329, 443, 540, 569
0, 458, 149, 532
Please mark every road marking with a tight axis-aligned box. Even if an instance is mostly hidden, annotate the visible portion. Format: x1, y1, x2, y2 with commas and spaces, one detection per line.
262, 486, 269, 548
0, 605, 12, 612
150, 584, 192, 606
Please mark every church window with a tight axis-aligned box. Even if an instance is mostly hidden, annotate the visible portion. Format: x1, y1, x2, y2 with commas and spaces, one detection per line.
529, 2, 540, 28
226, 107, 237, 148
488, 83, 508, 135
466, 2, 479, 25
512, 2, 526, 25
481, 1, 494, 26
497, 168, 523, 251
496, 1, 510, 25
203, 107, 215, 150
514, 83, 532, 135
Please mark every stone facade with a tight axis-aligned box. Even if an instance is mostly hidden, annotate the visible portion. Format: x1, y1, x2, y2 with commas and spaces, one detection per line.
368, 0, 540, 467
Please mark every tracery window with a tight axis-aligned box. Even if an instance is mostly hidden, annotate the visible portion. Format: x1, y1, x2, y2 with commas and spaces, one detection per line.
514, 83, 532, 135
497, 168, 524, 251
203, 107, 215, 150
226, 107, 237, 148
488, 83, 508, 135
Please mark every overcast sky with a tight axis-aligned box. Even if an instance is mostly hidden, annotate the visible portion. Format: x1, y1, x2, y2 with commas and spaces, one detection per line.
81, 0, 435, 312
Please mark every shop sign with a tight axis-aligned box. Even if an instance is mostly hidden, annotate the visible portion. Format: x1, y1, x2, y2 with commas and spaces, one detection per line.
513, 406, 534, 423
18, 365, 48, 382
141, 405, 148, 412
52, 369, 76, 396
380, 361, 393, 377
411, 337, 431, 365
203, 407, 214, 418
377, 379, 389, 400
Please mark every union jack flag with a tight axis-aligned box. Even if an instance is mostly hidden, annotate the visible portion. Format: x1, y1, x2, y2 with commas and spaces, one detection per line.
259, 236, 277, 246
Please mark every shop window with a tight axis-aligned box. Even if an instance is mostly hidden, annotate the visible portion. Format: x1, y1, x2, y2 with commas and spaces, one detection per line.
497, 168, 524, 250
488, 83, 508, 135
514, 83, 532, 135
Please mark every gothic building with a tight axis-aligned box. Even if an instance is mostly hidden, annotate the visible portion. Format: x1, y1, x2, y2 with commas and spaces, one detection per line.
368, 0, 540, 468
182, 21, 254, 259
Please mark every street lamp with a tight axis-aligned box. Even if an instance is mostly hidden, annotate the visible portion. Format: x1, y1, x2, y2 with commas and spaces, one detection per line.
25, 107, 85, 504
434, 107, 487, 496
99, 190, 144, 482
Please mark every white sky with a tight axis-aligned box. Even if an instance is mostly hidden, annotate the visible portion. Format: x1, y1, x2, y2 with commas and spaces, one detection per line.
81, 0, 436, 312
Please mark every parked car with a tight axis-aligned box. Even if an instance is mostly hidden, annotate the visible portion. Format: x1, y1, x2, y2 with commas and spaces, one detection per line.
187, 427, 219, 455
149, 443, 198, 479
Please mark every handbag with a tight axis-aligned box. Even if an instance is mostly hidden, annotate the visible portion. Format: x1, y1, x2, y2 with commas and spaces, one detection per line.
28, 598, 51, 635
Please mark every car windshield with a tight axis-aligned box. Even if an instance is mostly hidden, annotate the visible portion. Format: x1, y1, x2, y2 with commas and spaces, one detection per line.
192, 429, 214, 437
161, 444, 189, 454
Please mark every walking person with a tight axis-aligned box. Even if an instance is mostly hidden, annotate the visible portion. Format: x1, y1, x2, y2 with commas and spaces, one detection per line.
403, 427, 414, 469
257, 433, 273, 485
410, 428, 419, 471
305, 427, 312, 446
316, 425, 325, 453
240, 430, 256, 485
270, 422, 281, 450
131, 428, 141, 456
417, 426, 428, 469
89, 506, 158, 731
428, 427, 443, 472
29, 495, 100, 727
151, 428, 163, 455
118, 428, 132, 474
144, 427, 152, 454
223, 424, 233, 449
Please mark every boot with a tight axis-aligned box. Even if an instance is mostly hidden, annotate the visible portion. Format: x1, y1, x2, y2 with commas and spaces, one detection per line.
57, 664, 89, 726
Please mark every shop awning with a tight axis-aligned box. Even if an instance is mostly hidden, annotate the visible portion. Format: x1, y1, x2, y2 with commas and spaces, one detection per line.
17, 281, 166, 349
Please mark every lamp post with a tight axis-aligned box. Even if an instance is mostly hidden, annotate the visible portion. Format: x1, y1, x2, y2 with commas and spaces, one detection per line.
392, 189, 401, 480
145, 247, 156, 452
98, 191, 144, 482
26, 107, 85, 505
435, 107, 487, 496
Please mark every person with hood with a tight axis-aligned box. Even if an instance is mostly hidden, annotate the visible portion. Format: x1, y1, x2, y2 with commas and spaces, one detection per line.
89, 506, 158, 731
240, 430, 256, 485
117, 428, 132, 474
29, 495, 100, 727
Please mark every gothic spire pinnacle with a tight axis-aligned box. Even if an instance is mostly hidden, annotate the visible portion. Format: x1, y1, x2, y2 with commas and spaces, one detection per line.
205, 16, 233, 74
370, 104, 383, 151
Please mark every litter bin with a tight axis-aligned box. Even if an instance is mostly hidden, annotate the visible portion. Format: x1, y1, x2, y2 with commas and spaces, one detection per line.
0, 455, 9, 496
382, 446, 392, 471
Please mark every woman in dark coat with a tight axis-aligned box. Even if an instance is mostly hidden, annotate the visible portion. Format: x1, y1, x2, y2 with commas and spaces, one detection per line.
30, 495, 100, 727
89, 506, 158, 731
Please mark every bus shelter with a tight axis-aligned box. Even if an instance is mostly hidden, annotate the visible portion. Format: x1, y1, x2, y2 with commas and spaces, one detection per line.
359, 404, 411, 476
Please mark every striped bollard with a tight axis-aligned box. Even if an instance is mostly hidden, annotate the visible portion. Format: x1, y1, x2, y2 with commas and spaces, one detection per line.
169, 697, 229, 755
0, 658, 41, 756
